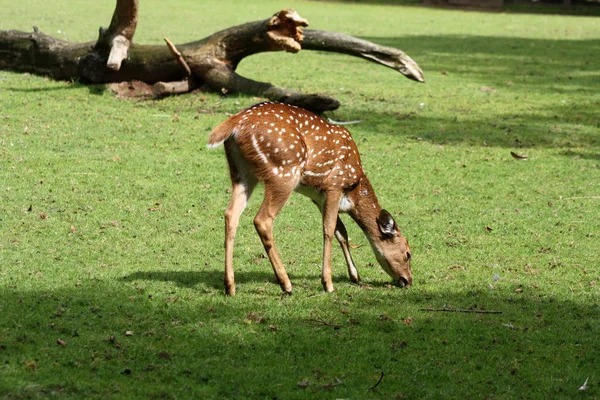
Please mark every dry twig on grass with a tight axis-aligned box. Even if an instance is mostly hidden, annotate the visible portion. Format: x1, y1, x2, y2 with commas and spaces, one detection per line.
307, 316, 343, 328
419, 308, 502, 314
368, 371, 385, 391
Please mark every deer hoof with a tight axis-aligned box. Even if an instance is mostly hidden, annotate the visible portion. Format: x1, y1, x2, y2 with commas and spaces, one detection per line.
322, 284, 335, 293
225, 284, 236, 296
281, 284, 293, 295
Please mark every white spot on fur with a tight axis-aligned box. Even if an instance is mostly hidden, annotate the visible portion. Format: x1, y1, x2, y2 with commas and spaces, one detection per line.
251, 134, 268, 164
340, 195, 354, 212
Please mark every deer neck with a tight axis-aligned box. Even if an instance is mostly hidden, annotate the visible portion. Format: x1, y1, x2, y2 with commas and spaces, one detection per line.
346, 177, 383, 238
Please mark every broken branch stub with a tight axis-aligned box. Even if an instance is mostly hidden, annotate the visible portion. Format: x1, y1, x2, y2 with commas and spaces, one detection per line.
266, 8, 308, 53
164, 37, 192, 77
103, 0, 139, 71
107, 35, 131, 70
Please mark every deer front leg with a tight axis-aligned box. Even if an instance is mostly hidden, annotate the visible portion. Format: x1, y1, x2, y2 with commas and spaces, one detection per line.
321, 190, 343, 292
254, 183, 294, 294
311, 200, 360, 284
223, 182, 253, 296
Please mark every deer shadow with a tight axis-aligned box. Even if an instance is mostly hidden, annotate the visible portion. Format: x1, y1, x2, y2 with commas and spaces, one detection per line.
125, 270, 272, 290
124, 267, 384, 292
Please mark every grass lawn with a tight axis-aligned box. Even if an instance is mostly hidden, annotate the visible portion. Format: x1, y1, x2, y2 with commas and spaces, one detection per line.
1, 0, 599, 398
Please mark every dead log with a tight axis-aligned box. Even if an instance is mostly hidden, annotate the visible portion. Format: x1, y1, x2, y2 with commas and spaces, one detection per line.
0, 2, 424, 112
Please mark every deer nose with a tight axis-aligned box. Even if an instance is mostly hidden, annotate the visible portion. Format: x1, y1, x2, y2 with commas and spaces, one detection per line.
397, 276, 412, 288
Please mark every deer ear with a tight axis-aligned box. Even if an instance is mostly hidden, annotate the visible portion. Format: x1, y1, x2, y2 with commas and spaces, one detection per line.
377, 209, 398, 237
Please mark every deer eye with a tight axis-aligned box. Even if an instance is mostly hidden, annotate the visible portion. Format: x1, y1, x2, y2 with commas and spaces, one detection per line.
406, 252, 412, 261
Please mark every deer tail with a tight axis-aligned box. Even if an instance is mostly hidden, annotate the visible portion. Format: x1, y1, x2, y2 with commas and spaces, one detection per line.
207, 119, 238, 149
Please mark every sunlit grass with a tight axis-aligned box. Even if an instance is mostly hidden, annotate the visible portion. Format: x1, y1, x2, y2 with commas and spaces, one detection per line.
1, 1, 599, 398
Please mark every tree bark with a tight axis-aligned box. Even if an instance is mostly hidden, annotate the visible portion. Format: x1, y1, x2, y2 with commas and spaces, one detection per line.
0, 3, 423, 112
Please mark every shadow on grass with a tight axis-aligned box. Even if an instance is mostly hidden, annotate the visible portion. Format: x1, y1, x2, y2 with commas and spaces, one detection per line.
344, 34, 600, 148
362, 107, 600, 148
125, 269, 277, 290
333, 0, 600, 16
1, 279, 598, 398
4, 82, 107, 96
366, 35, 599, 85
559, 150, 600, 160
124, 269, 376, 291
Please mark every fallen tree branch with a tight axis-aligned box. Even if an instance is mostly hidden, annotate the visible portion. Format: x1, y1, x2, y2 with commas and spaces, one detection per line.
0, 4, 424, 112
368, 371, 385, 391
152, 80, 193, 96
419, 308, 502, 314
307, 316, 343, 328
152, 37, 197, 96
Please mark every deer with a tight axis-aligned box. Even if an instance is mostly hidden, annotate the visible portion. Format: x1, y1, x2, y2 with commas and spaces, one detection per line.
208, 102, 412, 295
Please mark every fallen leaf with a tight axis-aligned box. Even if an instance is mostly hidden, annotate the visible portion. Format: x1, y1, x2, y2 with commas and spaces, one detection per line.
378, 313, 392, 321
485, 226, 493, 232
480, 86, 496, 93
158, 351, 172, 361
57, 339, 67, 347
245, 312, 266, 324
125, 331, 134, 336
402, 317, 414, 325
579, 377, 589, 391
297, 380, 310, 388
24, 360, 38, 371
70, 225, 77, 234
510, 151, 528, 160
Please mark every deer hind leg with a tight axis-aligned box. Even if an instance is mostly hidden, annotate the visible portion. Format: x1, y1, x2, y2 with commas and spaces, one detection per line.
224, 181, 255, 296
321, 190, 343, 293
254, 182, 294, 294
311, 200, 360, 284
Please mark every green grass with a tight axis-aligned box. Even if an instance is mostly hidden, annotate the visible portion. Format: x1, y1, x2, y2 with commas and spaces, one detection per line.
1, 1, 600, 398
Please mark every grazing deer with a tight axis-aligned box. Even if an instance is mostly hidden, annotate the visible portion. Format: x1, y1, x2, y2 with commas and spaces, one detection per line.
208, 102, 411, 295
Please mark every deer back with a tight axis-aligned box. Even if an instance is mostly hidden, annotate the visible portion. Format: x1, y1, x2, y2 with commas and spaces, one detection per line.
208, 102, 365, 191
